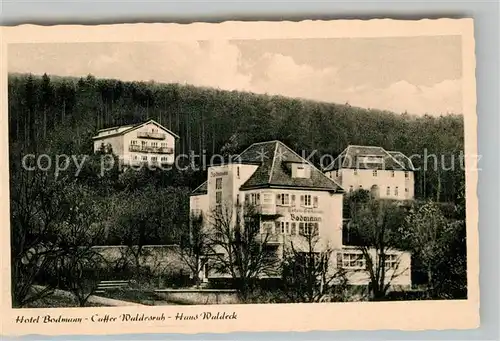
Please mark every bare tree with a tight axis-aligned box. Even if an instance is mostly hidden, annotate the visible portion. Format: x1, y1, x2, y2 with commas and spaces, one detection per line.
10, 162, 64, 307
282, 229, 348, 303
177, 213, 210, 287
346, 190, 409, 301
55, 184, 107, 307
206, 202, 279, 302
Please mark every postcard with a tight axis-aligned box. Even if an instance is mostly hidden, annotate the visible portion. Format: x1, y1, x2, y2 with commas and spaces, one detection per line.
0, 18, 479, 336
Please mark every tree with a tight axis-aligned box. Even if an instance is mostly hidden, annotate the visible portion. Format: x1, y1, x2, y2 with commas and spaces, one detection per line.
207, 202, 279, 302
281, 229, 348, 303
53, 183, 107, 307
9, 155, 66, 307
403, 200, 466, 298
108, 185, 190, 277
402, 201, 447, 296
177, 213, 210, 287
346, 190, 409, 300
40, 73, 54, 139
220, 133, 240, 158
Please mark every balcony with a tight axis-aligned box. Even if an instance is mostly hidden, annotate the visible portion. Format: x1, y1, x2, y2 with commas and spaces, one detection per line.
129, 145, 174, 154
259, 203, 277, 216
258, 233, 284, 245
137, 131, 166, 140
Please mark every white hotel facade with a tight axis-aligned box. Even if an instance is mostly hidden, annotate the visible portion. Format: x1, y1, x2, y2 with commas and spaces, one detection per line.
324, 145, 416, 201
92, 119, 179, 166
190, 140, 412, 288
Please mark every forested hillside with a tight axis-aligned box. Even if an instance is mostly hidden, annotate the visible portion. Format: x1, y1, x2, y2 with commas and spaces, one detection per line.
8, 73, 465, 203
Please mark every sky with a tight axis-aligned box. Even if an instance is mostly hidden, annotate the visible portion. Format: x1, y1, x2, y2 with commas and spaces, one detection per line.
8, 36, 463, 116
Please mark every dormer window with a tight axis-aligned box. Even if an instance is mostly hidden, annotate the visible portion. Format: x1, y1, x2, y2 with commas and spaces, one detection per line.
292, 163, 311, 179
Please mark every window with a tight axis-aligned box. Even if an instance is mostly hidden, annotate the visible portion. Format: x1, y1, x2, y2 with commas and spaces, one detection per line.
152, 128, 157, 133
313, 196, 319, 208
262, 192, 272, 205
301, 222, 319, 236
372, 169, 378, 177
161, 142, 167, 148
161, 156, 167, 162
354, 169, 358, 175
141, 141, 147, 146
131, 140, 138, 145
349, 185, 353, 192
262, 222, 273, 234
405, 187, 409, 193
359, 185, 363, 189
280, 221, 290, 234
386, 186, 390, 195
405, 171, 409, 178
301, 194, 312, 207
237, 166, 240, 178
293, 164, 311, 178
291, 222, 297, 235
215, 178, 222, 190
341, 252, 365, 269
395, 186, 399, 196
383, 254, 398, 270
335, 170, 339, 177
277, 193, 290, 206
151, 156, 157, 162
236, 194, 240, 205
142, 156, 147, 161
250, 193, 260, 205
151, 142, 158, 147
215, 191, 222, 205
133, 155, 139, 160
391, 170, 395, 177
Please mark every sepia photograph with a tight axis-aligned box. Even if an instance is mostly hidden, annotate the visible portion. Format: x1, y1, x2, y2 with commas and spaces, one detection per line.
1, 19, 479, 335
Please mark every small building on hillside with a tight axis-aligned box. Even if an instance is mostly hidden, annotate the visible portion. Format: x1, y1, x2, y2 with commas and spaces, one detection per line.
190, 140, 412, 290
324, 145, 416, 200
92, 119, 179, 166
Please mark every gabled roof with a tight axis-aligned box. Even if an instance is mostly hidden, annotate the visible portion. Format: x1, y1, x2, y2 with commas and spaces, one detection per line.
387, 151, 416, 171
237, 141, 344, 193
92, 119, 180, 140
191, 181, 208, 196
324, 145, 410, 171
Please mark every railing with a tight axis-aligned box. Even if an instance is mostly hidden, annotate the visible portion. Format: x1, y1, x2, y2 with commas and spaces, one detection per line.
129, 145, 174, 154
259, 233, 284, 244
259, 203, 276, 215
137, 131, 166, 140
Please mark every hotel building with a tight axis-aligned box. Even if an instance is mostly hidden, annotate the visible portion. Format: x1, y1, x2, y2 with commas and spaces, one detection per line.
190, 140, 411, 288
92, 119, 179, 166
324, 145, 416, 201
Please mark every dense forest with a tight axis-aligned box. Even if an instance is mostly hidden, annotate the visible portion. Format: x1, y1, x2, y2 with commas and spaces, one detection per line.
8, 72, 465, 203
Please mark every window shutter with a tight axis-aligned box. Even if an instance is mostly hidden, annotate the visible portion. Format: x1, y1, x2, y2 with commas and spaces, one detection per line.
300, 195, 305, 206
291, 195, 296, 206
313, 196, 318, 208
245, 194, 249, 202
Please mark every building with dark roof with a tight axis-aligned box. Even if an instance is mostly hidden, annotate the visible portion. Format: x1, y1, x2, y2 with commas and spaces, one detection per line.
324, 145, 416, 200
190, 141, 411, 288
